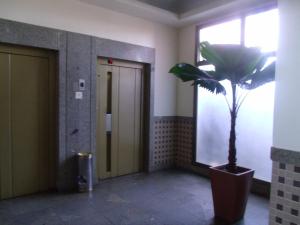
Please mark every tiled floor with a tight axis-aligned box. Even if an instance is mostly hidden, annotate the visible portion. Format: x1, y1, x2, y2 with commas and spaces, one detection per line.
0, 169, 269, 225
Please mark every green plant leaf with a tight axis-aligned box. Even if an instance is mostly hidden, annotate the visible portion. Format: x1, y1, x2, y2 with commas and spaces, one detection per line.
194, 79, 226, 94
241, 61, 276, 90
169, 63, 212, 82
200, 42, 226, 68
200, 42, 269, 83
169, 43, 276, 96
169, 63, 225, 95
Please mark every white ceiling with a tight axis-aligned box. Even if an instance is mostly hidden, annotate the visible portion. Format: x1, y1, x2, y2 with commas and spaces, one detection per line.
80, 0, 277, 27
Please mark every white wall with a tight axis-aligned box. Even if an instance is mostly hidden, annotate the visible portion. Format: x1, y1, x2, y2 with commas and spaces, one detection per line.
177, 25, 195, 117
273, 0, 300, 152
0, 0, 177, 116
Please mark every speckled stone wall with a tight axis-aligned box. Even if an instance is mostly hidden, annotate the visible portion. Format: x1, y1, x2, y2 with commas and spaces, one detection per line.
0, 18, 155, 191
270, 148, 300, 225
64, 33, 93, 188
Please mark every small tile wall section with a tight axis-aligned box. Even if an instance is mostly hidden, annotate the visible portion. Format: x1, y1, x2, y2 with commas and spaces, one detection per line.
175, 117, 194, 168
153, 117, 176, 170
270, 148, 300, 225
153, 116, 193, 170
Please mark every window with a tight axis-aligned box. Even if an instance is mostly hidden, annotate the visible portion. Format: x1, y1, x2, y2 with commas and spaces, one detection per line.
195, 8, 278, 182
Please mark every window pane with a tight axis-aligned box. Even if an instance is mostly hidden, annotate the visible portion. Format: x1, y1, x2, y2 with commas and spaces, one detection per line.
198, 19, 241, 60
199, 19, 241, 44
196, 73, 275, 181
245, 9, 279, 52
196, 81, 230, 167
196, 10, 278, 182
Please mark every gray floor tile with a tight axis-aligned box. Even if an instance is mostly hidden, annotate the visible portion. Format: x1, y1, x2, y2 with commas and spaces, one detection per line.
0, 169, 269, 225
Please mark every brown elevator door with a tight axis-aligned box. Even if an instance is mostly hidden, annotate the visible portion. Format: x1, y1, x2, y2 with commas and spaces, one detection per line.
96, 59, 143, 179
0, 45, 56, 199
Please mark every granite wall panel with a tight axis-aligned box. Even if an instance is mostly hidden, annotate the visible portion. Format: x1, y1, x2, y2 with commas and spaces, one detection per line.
64, 33, 92, 188
0, 18, 155, 190
0, 19, 63, 50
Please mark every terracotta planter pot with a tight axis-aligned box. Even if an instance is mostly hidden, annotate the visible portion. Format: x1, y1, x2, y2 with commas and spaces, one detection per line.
209, 165, 254, 224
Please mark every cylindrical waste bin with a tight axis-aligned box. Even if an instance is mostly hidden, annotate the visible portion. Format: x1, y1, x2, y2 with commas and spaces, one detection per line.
77, 152, 93, 192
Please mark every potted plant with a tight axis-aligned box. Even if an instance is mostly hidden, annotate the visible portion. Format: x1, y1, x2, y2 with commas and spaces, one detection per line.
169, 42, 276, 223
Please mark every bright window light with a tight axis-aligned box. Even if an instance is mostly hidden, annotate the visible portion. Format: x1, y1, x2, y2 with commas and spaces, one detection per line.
199, 19, 241, 44
245, 9, 279, 52
198, 19, 241, 61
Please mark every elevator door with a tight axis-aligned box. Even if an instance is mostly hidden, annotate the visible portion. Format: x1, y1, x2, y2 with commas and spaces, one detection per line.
0, 45, 56, 199
96, 59, 143, 179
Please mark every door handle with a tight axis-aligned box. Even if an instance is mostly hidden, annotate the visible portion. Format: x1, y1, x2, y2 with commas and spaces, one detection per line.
106, 114, 112, 133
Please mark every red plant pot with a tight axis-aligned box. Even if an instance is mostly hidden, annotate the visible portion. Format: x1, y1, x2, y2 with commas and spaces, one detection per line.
209, 165, 254, 224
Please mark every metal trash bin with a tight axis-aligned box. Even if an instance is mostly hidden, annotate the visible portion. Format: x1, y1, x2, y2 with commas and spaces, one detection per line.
77, 152, 93, 192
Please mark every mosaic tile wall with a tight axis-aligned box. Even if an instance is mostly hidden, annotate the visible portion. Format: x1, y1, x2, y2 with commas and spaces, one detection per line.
153, 117, 176, 170
153, 116, 194, 170
270, 148, 300, 225
175, 117, 194, 168
153, 116, 272, 196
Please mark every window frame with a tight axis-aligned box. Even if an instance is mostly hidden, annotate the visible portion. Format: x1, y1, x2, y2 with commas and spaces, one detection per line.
192, 4, 278, 178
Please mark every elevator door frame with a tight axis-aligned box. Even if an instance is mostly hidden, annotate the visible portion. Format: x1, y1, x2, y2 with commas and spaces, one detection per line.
96, 58, 146, 180
0, 44, 58, 199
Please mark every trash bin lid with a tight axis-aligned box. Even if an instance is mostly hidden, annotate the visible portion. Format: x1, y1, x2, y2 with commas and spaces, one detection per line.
77, 152, 92, 158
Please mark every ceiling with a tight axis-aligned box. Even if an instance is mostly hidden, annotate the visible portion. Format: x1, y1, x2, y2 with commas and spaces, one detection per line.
137, 0, 219, 14
80, 0, 276, 27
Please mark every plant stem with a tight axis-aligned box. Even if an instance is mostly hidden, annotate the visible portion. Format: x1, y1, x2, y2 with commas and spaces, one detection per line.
227, 83, 237, 172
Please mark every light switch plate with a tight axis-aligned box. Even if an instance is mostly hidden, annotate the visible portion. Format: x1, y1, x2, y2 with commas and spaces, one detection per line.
75, 91, 83, 99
